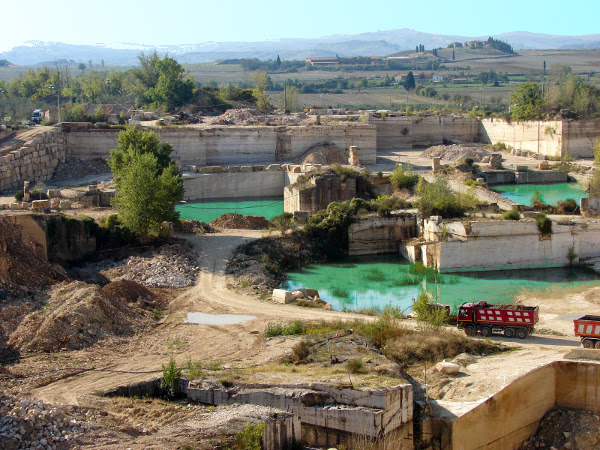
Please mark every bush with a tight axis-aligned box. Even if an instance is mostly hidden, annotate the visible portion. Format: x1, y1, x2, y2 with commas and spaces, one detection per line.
415, 176, 477, 219
555, 198, 579, 215
269, 212, 295, 236
501, 209, 521, 220
14, 190, 24, 202
390, 165, 420, 190
412, 292, 450, 328
234, 422, 265, 450
291, 339, 311, 362
346, 358, 364, 374
264, 321, 305, 337
535, 213, 552, 234
160, 355, 182, 398
531, 189, 546, 208
463, 179, 484, 188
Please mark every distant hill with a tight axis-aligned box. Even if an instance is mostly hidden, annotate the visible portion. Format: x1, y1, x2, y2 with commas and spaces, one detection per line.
2, 30, 600, 66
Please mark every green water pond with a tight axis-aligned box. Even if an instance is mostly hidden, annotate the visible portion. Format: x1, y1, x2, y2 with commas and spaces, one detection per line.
281, 255, 600, 313
493, 182, 586, 207
176, 197, 284, 222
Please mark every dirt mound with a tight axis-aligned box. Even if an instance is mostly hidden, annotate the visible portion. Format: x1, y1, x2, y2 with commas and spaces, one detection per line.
105, 243, 199, 288
51, 157, 111, 181
9, 281, 150, 352
519, 407, 600, 449
421, 144, 490, 162
102, 279, 153, 303
209, 108, 263, 125
211, 213, 269, 230
175, 219, 216, 234
298, 142, 348, 165
0, 217, 67, 299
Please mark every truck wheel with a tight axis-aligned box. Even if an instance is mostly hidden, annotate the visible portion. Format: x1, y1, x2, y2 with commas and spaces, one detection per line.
516, 328, 528, 339
583, 339, 594, 349
464, 325, 476, 336
504, 328, 516, 338
595, 341, 600, 349
481, 326, 492, 338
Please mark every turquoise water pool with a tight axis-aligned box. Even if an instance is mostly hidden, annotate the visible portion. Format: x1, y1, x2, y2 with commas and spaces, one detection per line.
176, 197, 284, 222
493, 182, 586, 206
281, 255, 600, 312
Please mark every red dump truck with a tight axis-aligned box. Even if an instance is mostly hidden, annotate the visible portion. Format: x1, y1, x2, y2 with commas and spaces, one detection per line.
573, 315, 600, 348
457, 301, 539, 339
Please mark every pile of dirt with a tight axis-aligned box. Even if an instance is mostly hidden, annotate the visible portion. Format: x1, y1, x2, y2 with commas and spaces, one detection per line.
519, 407, 600, 449
175, 219, 216, 234
9, 281, 152, 352
0, 393, 86, 449
211, 213, 269, 230
298, 142, 348, 165
0, 217, 67, 299
51, 157, 111, 181
421, 144, 491, 162
209, 108, 263, 125
101, 279, 154, 303
105, 243, 199, 288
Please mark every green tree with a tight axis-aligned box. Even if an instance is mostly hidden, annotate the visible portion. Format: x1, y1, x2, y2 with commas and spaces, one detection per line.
277, 85, 299, 112
404, 71, 416, 91
109, 125, 174, 176
148, 56, 195, 110
510, 82, 545, 121
109, 128, 183, 241
415, 176, 477, 218
252, 70, 272, 111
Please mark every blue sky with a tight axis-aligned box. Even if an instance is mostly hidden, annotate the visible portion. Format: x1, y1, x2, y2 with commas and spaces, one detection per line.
1, 0, 598, 52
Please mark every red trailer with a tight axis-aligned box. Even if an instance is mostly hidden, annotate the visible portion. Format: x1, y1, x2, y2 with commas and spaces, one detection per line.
573, 315, 600, 348
457, 301, 539, 339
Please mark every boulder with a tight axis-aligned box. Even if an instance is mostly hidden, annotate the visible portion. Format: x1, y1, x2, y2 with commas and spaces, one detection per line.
272, 289, 296, 304
435, 361, 460, 375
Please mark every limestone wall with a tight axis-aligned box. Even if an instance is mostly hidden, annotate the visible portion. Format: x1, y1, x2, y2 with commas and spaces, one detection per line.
183, 169, 286, 200
0, 127, 67, 192
62, 123, 377, 166
450, 363, 557, 450
369, 116, 480, 150
284, 176, 356, 215
480, 118, 600, 158
411, 219, 600, 272
449, 361, 600, 449
348, 215, 418, 256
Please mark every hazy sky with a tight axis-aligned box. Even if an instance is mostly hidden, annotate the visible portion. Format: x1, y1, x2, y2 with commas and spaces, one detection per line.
1, 0, 598, 52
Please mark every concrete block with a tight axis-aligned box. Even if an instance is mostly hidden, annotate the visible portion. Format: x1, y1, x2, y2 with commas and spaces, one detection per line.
47, 189, 62, 198
31, 199, 49, 210
186, 165, 199, 173
9, 202, 21, 210
272, 289, 296, 304
539, 161, 550, 170
435, 361, 460, 374
50, 198, 60, 209
200, 166, 222, 174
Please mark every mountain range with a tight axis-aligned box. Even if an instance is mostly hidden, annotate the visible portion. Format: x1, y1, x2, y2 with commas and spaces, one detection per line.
2, 29, 600, 66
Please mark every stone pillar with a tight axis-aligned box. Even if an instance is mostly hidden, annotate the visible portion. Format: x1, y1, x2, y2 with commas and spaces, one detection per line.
23, 181, 31, 201
432, 157, 441, 173
489, 154, 503, 169
348, 146, 359, 166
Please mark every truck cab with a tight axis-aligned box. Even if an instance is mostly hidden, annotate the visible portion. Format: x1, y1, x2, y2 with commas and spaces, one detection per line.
31, 109, 43, 124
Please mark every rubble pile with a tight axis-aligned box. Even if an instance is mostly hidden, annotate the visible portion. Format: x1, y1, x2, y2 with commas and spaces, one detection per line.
211, 213, 269, 230
209, 108, 263, 125
519, 407, 600, 449
106, 243, 199, 288
9, 281, 150, 352
421, 144, 491, 162
0, 394, 85, 449
175, 219, 216, 234
50, 157, 111, 181
298, 142, 347, 165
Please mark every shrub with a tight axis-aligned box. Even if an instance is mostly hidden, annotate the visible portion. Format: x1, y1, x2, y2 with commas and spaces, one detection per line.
269, 212, 295, 236
412, 292, 450, 328
160, 355, 182, 398
346, 358, 364, 374
390, 165, 420, 190
535, 213, 552, 234
501, 209, 521, 220
186, 360, 203, 379
415, 176, 477, 218
464, 179, 484, 188
264, 321, 305, 337
594, 140, 600, 166
234, 422, 265, 450
14, 190, 24, 202
555, 198, 579, 215
531, 189, 546, 208
291, 339, 311, 362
